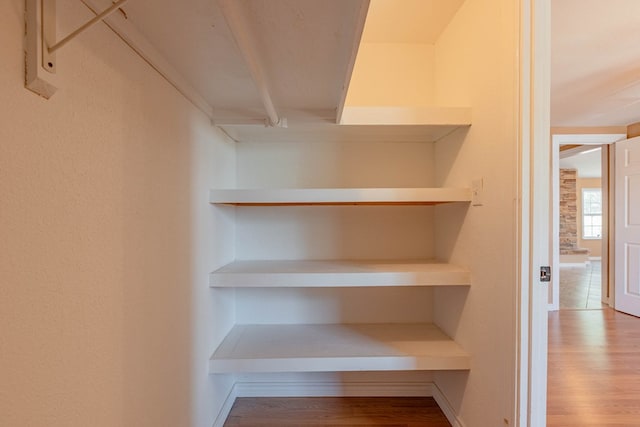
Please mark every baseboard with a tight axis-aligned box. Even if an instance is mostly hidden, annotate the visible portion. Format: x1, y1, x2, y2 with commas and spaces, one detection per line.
213, 380, 464, 427
211, 383, 239, 427
431, 382, 467, 427
234, 381, 435, 397
559, 262, 588, 267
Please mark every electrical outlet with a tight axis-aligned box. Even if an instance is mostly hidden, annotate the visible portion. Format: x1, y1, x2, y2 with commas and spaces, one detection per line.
472, 178, 484, 206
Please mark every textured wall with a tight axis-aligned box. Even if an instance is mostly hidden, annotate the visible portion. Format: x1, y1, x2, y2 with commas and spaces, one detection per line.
431, 0, 521, 425
0, 1, 235, 426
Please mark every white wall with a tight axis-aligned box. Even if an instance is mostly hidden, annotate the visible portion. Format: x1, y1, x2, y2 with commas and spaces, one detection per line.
431, 0, 520, 425
0, 2, 235, 426
344, 43, 436, 107
232, 140, 438, 382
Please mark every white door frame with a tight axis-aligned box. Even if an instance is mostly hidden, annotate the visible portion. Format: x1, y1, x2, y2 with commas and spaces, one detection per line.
549, 134, 626, 311
517, 0, 550, 425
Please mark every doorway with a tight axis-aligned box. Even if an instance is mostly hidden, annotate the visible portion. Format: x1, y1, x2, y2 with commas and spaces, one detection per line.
550, 133, 626, 311
558, 145, 604, 309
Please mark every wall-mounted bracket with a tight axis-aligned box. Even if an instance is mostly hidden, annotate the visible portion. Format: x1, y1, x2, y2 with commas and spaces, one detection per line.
25, 0, 130, 98
25, 0, 57, 98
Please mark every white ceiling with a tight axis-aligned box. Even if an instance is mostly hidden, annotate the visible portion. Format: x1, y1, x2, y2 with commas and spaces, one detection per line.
559, 147, 602, 178
552, 0, 640, 127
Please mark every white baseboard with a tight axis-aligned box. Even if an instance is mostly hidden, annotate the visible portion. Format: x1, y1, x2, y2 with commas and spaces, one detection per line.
559, 262, 588, 267
431, 383, 467, 427
234, 380, 434, 397
211, 384, 238, 427
212, 381, 464, 427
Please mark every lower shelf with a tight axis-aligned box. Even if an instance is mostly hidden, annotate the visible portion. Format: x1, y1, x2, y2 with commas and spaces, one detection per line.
209, 323, 470, 374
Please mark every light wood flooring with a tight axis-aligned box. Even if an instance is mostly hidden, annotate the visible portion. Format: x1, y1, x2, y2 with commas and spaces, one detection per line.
548, 308, 640, 426
224, 397, 451, 427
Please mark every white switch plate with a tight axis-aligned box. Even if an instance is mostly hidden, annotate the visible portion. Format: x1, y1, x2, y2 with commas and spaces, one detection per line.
472, 178, 484, 206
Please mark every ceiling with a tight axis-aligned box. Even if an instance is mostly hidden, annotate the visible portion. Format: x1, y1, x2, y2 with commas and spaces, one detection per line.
559, 147, 602, 178
551, 0, 640, 127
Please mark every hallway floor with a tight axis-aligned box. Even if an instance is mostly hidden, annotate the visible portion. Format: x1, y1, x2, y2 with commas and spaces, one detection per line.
559, 260, 606, 309
548, 308, 640, 426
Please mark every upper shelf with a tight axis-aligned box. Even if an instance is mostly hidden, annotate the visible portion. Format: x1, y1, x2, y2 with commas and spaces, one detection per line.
339, 106, 471, 126
210, 187, 472, 206
218, 106, 472, 143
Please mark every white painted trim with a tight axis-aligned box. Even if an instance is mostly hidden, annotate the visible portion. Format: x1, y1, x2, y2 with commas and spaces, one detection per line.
552, 134, 626, 145
217, 0, 282, 127
211, 383, 239, 427
335, 0, 370, 124
588, 256, 602, 261
550, 136, 561, 311
518, 0, 551, 425
234, 381, 435, 397
559, 262, 589, 267
431, 383, 467, 427
25, 0, 59, 98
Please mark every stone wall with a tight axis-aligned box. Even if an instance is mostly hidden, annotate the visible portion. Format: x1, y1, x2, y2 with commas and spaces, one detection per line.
560, 169, 578, 254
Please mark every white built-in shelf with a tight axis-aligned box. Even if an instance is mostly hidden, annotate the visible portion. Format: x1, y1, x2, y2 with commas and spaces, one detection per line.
219, 106, 472, 143
210, 259, 470, 288
339, 106, 471, 126
209, 188, 471, 206
209, 323, 470, 374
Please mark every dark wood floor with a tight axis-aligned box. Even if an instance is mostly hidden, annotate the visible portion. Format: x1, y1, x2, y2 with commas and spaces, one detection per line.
224, 397, 451, 427
548, 308, 640, 426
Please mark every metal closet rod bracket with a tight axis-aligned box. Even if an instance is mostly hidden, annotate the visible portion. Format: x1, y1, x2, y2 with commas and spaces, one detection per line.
25, 0, 130, 99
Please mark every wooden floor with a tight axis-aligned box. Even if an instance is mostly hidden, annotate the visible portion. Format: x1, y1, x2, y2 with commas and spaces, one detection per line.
548, 308, 640, 426
224, 397, 451, 427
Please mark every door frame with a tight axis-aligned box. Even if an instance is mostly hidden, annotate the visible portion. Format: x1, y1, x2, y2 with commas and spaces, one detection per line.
549, 133, 626, 310
517, 0, 550, 425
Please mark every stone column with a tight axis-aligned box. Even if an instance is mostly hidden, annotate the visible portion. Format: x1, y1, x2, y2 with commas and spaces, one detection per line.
560, 169, 578, 254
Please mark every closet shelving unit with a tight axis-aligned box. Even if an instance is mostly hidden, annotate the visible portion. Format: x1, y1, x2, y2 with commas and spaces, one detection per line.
209, 119, 474, 374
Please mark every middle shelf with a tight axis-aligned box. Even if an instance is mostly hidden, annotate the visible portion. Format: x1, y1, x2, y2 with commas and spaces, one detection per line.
210, 259, 471, 288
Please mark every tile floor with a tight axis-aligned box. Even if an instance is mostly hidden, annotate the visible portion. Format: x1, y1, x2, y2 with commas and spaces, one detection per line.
559, 260, 606, 309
